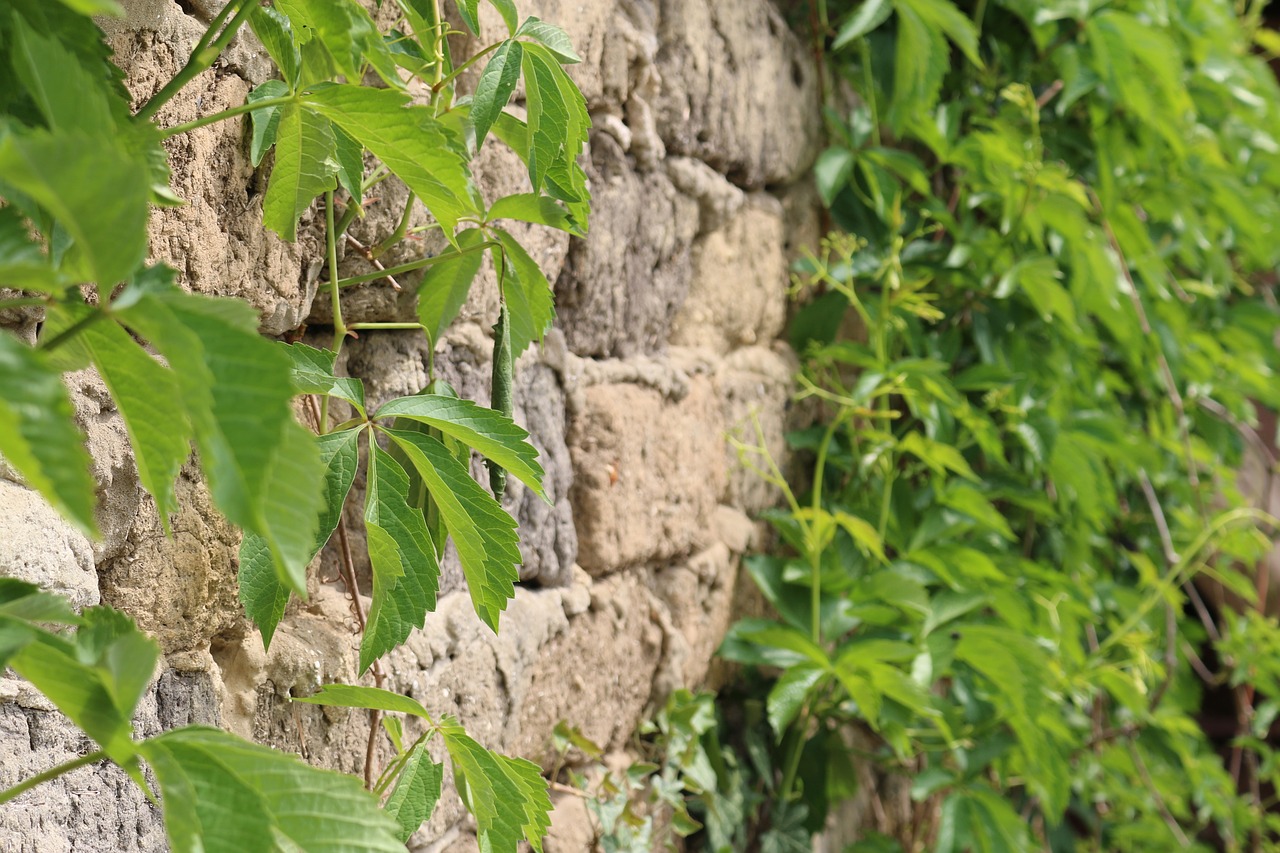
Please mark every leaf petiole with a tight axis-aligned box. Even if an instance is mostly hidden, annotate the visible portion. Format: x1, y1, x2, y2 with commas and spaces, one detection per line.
432, 41, 501, 93
348, 322, 427, 331
136, 0, 258, 121
0, 751, 107, 806
161, 94, 297, 139
324, 240, 498, 289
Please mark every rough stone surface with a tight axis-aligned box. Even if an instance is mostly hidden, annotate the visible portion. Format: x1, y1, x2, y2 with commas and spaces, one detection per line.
671, 195, 790, 355
713, 344, 799, 512
568, 378, 726, 573
97, 469, 241, 657
555, 132, 699, 359
109, 20, 319, 336
0, 479, 99, 610
654, 0, 822, 187
0, 0, 822, 848
0, 667, 219, 853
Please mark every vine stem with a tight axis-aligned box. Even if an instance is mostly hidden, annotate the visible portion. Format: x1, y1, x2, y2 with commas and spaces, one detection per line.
323, 241, 498, 290
0, 751, 106, 805
40, 310, 107, 352
136, 0, 258, 121
161, 95, 296, 139
432, 42, 499, 93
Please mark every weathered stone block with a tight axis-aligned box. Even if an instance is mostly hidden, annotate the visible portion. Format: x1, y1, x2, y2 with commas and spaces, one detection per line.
0, 479, 98, 610
0, 667, 218, 853
568, 377, 725, 573
649, 542, 738, 689
555, 133, 699, 358
713, 344, 797, 512
654, 0, 821, 187
97, 469, 240, 656
671, 195, 789, 355
109, 22, 318, 335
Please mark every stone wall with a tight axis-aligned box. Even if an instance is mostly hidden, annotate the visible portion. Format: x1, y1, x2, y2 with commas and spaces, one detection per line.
0, 1, 822, 850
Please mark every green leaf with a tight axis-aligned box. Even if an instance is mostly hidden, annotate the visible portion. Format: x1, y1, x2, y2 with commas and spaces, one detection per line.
247, 80, 290, 168
471, 40, 523, 148
332, 123, 365, 202
899, 432, 978, 481
262, 102, 337, 242
767, 664, 825, 738
520, 44, 570, 194
441, 717, 553, 853
237, 533, 291, 649
833, 510, 887, 563
374, 394, 545, 499
238, 428, 361, 647
736, 622, 831, 668
492, 227, 555, 359
50, 0, 124, 14
487, 0, 518, 34
0, 332, 97, 536
935, 788, 1030, 853
304, 84, 478, 241
10, 13, 117, 137
487, 192, 584, 236
0, 128, 148, 285
80, 312, 189, 523
385, 741, 444, 842
0, 579, 80, 625
515, 17, 581, 64
898, 0, 981, 68
0, 207, 61, 292
248, 6, 301, 88
832, 0, 893, 49
277, 0, 399, 87
142, 726, 404, 853
293, 683, 432, 717
885, 1, 947, 134
386, 380, 467, 558
6, 606, 158, 764
416, 228, 487, 343
117, 274, 324, 596
384, 428, 521, 633
455, 0, 481, 34
361, 445, 441, 672
279, 342, 366, 415
814, 147, 855, 207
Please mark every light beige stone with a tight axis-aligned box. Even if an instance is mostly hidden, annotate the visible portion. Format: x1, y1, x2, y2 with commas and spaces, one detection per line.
714, 344, 798, 512
0, 479, 98, 610
97, 469, 240, 656
568, 378, 726, 573
649, 542, 737, 690
654, 0, 821, 187
109, 24, 319, 335
671, 195, 789, 356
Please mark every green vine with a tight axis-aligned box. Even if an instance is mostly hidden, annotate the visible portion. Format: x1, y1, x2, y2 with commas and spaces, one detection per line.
0, 0, 590, 849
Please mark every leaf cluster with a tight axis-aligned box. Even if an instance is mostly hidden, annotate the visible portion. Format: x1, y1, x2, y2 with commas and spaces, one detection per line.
0, 0, 593, 849
708, 1, 1280, 851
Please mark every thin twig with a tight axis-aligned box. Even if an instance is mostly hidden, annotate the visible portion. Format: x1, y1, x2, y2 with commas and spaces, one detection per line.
1035, 79, 1064, 110
345, 235, 401, 291
1090, 189, 1202, 501
1180, 641, 1220, 685
335, 518, 386, 789
1127, 738, 1191, 847
1138, 472, 1179, 710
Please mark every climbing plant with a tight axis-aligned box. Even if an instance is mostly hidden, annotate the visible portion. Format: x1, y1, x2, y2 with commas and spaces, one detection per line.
0, 0, 588, 849
699, 1, 1280, 851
